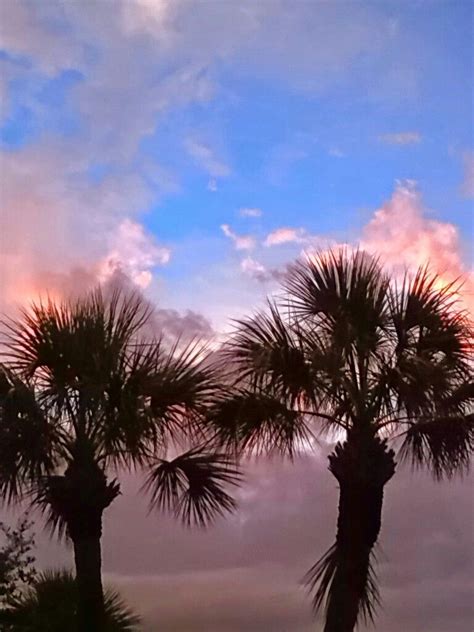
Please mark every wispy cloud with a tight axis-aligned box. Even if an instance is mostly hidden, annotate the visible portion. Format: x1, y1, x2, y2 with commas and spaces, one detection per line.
240, 207, 263, 218
328, 147, 345, 158
378, 132, 422, 145
185, 139, 231, 178
221, 224, 256, 251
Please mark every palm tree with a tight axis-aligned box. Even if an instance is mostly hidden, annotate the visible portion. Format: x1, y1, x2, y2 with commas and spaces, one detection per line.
210, 250, 473, 632
0, 290, 240, 632
0, 569, 140, 631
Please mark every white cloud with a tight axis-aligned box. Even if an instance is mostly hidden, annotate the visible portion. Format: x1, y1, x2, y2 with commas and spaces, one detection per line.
221, 224, 256, 251
240, 256, 267, 276
240, 207, 263, 218
98, 219, 171, 289
185, 139, 231, 178
378, 132, 422, 145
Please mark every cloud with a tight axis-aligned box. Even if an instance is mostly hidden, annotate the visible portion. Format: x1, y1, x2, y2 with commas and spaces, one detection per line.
378, 131, 422, 145
240, 256, 266, 277
0, 0, 84, 73
360, 181, 474, 312
102, 460, 474, 632
461, 151, 474, 198
185, 138, 231, 178
240, 257, 288, 284
17, 450, 472, 632
240, 207, 263, 218
0, 144, 173, 310
97, 219, 171, 290
207, 178, 218, 192
111, 567, 313, 632
151, 307, 214, 340
120, 0, 175, 37
221, 224, 256, 251
328, 147, 345, 158
264, 227, 308, 247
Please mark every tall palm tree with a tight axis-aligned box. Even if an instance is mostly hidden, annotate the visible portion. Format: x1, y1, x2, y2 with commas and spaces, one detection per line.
0, 569, 140, 631
0, 290, 240, 632
210, 250, 473, 632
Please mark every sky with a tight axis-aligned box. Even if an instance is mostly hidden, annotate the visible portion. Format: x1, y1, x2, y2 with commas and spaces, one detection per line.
0, 1, 473, 630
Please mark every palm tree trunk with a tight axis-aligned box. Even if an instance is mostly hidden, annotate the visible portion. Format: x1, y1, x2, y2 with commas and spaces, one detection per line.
51, 450, 120, 632
323, 433, 396, 632
71, 511, 105, 632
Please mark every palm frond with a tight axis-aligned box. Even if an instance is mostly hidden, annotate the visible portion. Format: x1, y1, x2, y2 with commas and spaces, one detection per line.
4, 569, 140, 631
0, 367, 57, 503
1, 289, 151, 404
99, 339, 218, 467
285, 250, 389, 348
304, 543, 381, 625
225, 302, 315, 406
400, 413, 474, 479
208, 388, 314, 457
144, 447, 241, 527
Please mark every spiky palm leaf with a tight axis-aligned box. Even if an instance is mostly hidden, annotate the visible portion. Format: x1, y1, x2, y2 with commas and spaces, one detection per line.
144, 446, 241, 527
0, 569, 140, 631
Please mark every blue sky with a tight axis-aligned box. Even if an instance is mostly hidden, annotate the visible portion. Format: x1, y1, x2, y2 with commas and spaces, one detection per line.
0, 0, 472, 327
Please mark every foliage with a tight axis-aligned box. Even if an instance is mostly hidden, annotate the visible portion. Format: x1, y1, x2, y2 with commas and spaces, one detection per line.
0, 569, 140, 631
0, 516, 36, 607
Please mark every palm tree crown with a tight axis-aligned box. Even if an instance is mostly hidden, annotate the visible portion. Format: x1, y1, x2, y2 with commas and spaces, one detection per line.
211, 249, 473, 631
0, 289, 240, 631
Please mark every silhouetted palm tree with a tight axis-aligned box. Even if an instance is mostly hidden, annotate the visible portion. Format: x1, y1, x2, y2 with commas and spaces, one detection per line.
0, 290, 240, 632
211, 250, 473, 632
0, 569, 140, 631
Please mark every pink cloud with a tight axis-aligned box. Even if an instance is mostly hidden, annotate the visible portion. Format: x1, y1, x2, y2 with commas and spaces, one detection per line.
264, 227, 307, 247
360, 182, 473, 312
0, 146, 171, 310
221, 224, 256, 251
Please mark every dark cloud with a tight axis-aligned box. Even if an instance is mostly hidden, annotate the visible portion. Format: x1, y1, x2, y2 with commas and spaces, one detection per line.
13, 444, 471, 631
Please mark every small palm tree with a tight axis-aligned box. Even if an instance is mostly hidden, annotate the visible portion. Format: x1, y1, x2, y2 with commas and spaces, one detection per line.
0, 290, 240, 632
211, 250, 473, 632
0, 569, 140, 631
